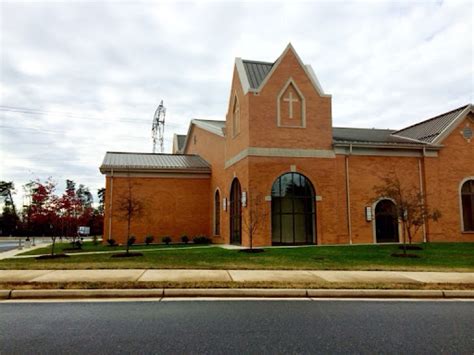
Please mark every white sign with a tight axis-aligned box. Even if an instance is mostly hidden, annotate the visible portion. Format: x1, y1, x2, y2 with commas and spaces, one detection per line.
77, 226, 90, 235
241, 191, 247, 207
365, 206, 373, 221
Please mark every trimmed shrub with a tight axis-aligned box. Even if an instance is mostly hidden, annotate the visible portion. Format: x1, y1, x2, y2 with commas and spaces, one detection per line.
181, 235, 189, 244
162, 236, 172, 245
145, 235, 154, 245
127, 236, 136, 246
107, 239, 117, 247
193, 235, 211, 244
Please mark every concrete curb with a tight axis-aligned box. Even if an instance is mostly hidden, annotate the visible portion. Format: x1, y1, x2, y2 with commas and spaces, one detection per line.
163, 288, 307, 297
9, 289, 164, 299
307, 289, 445, 298
0, 288, 473, 300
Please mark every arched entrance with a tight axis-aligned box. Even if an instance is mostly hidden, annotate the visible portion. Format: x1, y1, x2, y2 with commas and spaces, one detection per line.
374, 199, 399, 243
271, 172, 316, 245
229, 178, 242, 245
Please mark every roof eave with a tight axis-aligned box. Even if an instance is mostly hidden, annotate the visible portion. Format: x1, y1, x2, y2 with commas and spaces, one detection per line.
333, 142, 441, 150
99, 166, 211, 175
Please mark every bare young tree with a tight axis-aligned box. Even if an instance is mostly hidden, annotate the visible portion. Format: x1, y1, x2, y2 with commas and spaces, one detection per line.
242, 193, 268, 251
373, 172, 441, 253
115, 173, 143, 255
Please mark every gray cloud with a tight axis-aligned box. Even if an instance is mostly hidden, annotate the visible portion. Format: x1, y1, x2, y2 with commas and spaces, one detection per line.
1, 0, 472, 205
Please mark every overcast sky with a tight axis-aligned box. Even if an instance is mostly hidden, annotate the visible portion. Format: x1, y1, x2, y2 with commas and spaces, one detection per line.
1, 0, 473, 206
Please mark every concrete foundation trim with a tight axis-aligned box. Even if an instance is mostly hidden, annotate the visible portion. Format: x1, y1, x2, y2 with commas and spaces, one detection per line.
225, 147, 336, 168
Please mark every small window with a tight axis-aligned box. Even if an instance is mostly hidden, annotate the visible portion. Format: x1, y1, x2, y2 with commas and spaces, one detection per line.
232, 95, 240, 137
214, 190, 221, 235
462, 127, 472, 140
461, 179, 474, 231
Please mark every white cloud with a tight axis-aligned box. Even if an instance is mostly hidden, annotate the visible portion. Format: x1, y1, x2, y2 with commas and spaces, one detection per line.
0, 0, 472, 205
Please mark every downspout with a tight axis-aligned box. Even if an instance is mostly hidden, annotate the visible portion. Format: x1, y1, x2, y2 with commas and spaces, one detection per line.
108, 168, 114, 240
418, 158, 426, 243
345, 144, 353, 244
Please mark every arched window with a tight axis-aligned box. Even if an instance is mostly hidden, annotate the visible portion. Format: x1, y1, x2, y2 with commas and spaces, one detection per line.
461, 179, 474, 231
229, 179, 242, 244
214, 190, 220, 236
271, 172, 316, 245
232, 95, 240, 137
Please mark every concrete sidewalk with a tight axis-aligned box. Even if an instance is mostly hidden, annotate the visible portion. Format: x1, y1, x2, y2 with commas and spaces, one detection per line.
0, 269, 473, 284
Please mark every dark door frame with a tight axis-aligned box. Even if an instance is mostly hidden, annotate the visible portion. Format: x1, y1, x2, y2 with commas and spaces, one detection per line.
229, 178, 242, 245
374, 199, 399, 243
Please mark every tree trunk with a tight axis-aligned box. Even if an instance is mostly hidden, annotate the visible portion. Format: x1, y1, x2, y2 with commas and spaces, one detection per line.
402, 222, 408, 255
51, 236, 56, 256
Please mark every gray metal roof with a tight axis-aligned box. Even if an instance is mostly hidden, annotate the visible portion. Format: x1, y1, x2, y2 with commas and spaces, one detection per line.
100, 152, 211, 173
242, 60, 273, 89
176, 134, 186, 151
393, 105, 469, 143
332, 127, 424, 145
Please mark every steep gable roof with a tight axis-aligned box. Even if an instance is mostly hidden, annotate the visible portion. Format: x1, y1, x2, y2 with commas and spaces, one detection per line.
235, 44, 329, 97
242, 60, 274, 89
393, 104, 472, 143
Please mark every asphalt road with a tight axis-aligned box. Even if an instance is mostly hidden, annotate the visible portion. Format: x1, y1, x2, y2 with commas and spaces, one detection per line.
0, 241, 18, 252
0, 300, 473, 354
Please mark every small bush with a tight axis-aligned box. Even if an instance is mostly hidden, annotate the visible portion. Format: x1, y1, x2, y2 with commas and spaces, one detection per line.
145, 235, 154, 245
70, 240, 82, 249
162, 236, 172, 245
107, 239, 117, 246
181, 235, 189, 244
193, 235, 211, 244
127, 236, 136, 246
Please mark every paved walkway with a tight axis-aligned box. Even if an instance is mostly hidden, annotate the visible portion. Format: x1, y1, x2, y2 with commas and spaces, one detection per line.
0, 242, 51, 261
0, 269, 473, 284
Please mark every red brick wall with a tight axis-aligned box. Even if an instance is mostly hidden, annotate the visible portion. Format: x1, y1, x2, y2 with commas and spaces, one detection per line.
248, 48, 333, 151
103, 175, 210, 244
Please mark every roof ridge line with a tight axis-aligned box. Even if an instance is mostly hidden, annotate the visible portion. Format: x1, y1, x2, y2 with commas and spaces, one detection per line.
333, 126, 395, 131
106, 151, 200, 156
394, 104, 470, 134
241, 59, 274, 65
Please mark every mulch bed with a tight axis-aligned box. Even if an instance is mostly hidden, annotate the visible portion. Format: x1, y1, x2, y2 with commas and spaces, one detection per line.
399, 245, 423, 251
36, 254, 70, 260
391, 253, 420, 258
111, 252, 144, 258
239, 249, 265, 253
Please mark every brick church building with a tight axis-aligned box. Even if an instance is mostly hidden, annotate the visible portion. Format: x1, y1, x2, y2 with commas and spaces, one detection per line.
100, 44, 474, 247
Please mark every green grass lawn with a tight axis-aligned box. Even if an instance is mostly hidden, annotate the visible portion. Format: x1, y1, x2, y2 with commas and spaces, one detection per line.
0, 242, 473, 271
18, 241, 205, 256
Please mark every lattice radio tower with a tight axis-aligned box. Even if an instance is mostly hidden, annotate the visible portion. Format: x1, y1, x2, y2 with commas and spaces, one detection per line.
152, 100, 166, 153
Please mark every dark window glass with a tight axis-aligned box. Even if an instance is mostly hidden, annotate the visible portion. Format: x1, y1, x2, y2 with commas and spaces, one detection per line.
229, 179, 242, 244
461, 180, 474, 231
214, 190, 220, 235
271, 173, 316, 245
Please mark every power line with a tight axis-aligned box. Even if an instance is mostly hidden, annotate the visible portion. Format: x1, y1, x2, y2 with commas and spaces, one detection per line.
0, 105, 151, 124
0, 124, 149, 140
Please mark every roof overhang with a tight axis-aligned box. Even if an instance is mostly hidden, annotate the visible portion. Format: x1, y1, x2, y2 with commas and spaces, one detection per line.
431, 104, 473, 144
181, 119, 225, 153
100, 166, 211, 175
